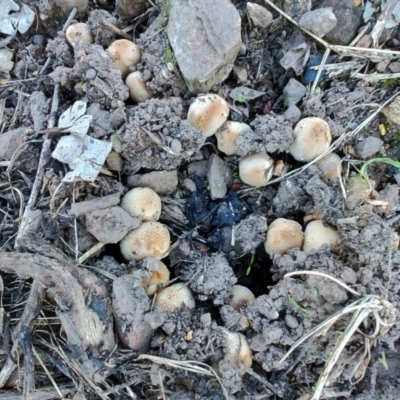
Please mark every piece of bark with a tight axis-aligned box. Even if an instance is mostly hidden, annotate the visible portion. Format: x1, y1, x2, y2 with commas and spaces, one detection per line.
69, 192, 122, 217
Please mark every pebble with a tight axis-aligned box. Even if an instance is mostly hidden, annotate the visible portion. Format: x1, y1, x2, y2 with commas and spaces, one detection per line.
283, 78, 306, 107
355, 137, 383, 160
299, 8, 337, 38
283, 0, 311, 19
246, 3, 273, 29
207, 154, 231, 200
389, 61, 400, 73
127, 170, 178, 195
283, 105, 301, 124
284, 314, 299, 329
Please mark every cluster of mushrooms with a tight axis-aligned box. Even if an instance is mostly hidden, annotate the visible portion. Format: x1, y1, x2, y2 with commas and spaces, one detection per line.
65, 22, 347, 370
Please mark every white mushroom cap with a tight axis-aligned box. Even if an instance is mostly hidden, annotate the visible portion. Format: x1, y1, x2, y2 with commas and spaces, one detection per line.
155, 283, 195, 313
131, 259, 170, 296
120, 221, 170, 261
229, 285, 255, 311
120, 187, 162, 222
289, 117, 332, 162
303, 220, 341, 252
187, 94, 229, 137
220, 327, 252, 369
315, 153, 342, 181
215, 121, 252, 155
65, 23, 94, 46
264, 218, 304, 256
125, 71, 153, 103
239, 153, 274, 186
107, 39, 142, 78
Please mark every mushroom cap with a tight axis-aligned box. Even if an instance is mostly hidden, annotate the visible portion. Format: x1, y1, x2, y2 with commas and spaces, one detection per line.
264, 218, 304, 256
289, 117, 332, 162
125, 71, 153, 103
215, 121, 252, 155
229, 285, 255, 311
315, 153, 342, 181
220, 327, 252, 369
120, 187, 162, 222
120, 221, 170, 261
65, 23, 94, 46
131, 259, 170, 296
187, 94, 229, 137
303, 220, 341, 252
107, 39, 142, 78
239, 153, 274, 187
155, 282, 195, 313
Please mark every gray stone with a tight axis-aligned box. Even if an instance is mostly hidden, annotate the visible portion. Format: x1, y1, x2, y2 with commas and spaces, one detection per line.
207, 154, 231, 200
187, 160, 209, 178
283, 105, 301, 124
0, 128, 27, 161
283, 78, 306, 107
246, 3, 273, 29
127, 170, 178, 195
85, 206, 140, 244
284, 314, 299, 329
389, 61, 400, 73
355, 136, 383, 159
299, 8, 337, 38
167, 0, 242, 93
346, 89, 366, 102
115, 0, 150, 20
317, 0, 363, 45
283, 0, 311, 19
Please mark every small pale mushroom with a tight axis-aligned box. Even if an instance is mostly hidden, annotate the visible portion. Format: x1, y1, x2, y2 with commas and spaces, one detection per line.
239, 153, 274, 186
289, 117, 332, 162
155, 282, 195, 313
125, 71, 153, 103
220, 327, 252, 371
120, 221, 170, 261
187, 94, 229, 137
215, 121, 252, 155
229, 285, 255, 311
264, 218, 304, 256
120, 187, 162, 222
131, 258, 170, 296
303, 220, 341, 252
107, 39, 142, 78
315, 153, 342, 181
65, 23, 94, 46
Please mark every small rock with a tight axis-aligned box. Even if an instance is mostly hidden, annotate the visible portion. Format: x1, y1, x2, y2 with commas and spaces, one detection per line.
340, 267, 357, 284
246, 3, 273, 29
127, 170, 178, 195
283, 0, 311, 19
86, 206, 140, 243
0, 128, 27, 161
389, 61, 400, 73
87, 103, 113, 135
207, 154, 231, 200
106, 151, 123, 171
167, 0, 242, 93
283, 78, 306, 107
299, 8, 337, 38
112, 275, 154, 351
378, 184, 399, 214
69, 192, 122, 217
356, 34, 372, 48
376, 59, 390, 73
115, 0, 150, 20
346, 89, 365, 102
86, 68, 97, 80
183, 178, 197, 192
283, 105, 301, 123
187, 160, 209, 178
355, 137, 383, 159
317, 0, 363, 45
284, 314, 299, 329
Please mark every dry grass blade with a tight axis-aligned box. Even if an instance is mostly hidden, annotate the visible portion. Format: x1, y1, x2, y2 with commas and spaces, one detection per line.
137, 354, 230, 400
280, 272, 396, 400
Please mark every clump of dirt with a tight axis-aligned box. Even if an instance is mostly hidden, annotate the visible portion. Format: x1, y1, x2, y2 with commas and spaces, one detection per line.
120, 97, 205, 171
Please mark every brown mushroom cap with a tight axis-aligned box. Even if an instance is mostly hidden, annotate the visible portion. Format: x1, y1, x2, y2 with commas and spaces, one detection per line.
229, 285, 255, 311
131, 258, 170, 296
120, 187, 161, 221
289, 117, 332, 162
315, 153, 342, 181
125, 71, 153, 103
215, 121, 252, 155
65, 23, 94, 46
239, 153, 274, 186
107, 39, 142, 78
155, 283, 195, 313
120, 221, 170, 261
187, 94, 229, 137
264, 218, 304, 256
303, 220, 341, 252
